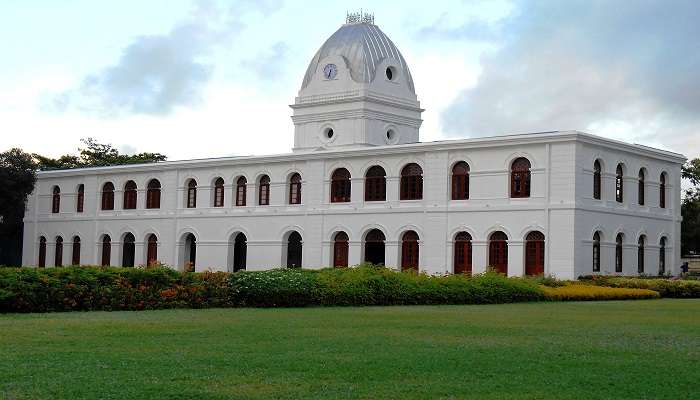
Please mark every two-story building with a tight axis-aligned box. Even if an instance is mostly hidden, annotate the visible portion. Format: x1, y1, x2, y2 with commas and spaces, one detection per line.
22, 17, 685, 279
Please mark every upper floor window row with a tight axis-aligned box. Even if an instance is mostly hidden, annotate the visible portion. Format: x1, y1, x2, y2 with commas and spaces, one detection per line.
49, 159, 526, 213
591, 160, 669, 208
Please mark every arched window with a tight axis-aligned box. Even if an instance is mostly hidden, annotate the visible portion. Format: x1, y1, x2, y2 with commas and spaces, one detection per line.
615, 164, 624, 203
38, 236, 46, 268
659, 173, 666, 209
364, 229, 385, 265
400, 163, 423, 200
333, 231, 349, 268
122, 233, 135, 268
258, 175, 270, 205
123, 180, 137, 209
286, 231, 302, 268
54, 236, 63, 267
365, 166, 386, 202
232, 232, 247, 272
147, 234, 158, 266
592, 232, 601, 272
489, 231, 508, 274
236, 177, 247, 206
37, 236, 46, 268
637, 235, 645, 274
71, 236, 81, 265
638, 169, 645, 205
525, 231, 545, 276
213, 177, 225, 207
451, 161, 470, 200
401, 231, 419, 271
101, 182, 115, 211
331, 168, 351, 203
659, 237, 666, 275
615, 233, 624, 273
510, 158, 531, 198
51, 186, 61, 213
453, 231, 472, 274
76, 184, 84, 213
101, 235, 111, 266
146, 179, 161, 209
183, 233, 196, 271
289, 173, 302, 204
186, 179, 197, 208
593, 160, 602, 200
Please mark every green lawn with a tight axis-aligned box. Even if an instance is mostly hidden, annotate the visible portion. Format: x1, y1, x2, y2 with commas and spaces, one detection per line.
1, 300, 698, 400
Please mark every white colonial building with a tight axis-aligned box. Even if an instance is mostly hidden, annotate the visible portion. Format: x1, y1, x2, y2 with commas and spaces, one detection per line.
22, 17, 685, 279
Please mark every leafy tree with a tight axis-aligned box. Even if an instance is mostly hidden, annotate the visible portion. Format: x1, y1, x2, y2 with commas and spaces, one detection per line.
682, 158, 700, 255
34, 138, 166, 170
0, 149, 38, 265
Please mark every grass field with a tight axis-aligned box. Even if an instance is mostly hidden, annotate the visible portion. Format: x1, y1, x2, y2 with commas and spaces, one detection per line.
1, 300, 698, 400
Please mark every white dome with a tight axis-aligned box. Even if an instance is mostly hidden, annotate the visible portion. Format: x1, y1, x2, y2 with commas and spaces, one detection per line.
301, 22, 415, 93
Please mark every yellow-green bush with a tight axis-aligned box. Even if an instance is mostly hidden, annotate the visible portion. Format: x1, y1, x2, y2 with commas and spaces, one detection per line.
579, 276, 700, 298
541, 284, 659, 301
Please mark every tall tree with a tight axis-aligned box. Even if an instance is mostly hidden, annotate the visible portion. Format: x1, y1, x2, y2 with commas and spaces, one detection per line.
0, 149, 38, 265
682, 158, 700, 255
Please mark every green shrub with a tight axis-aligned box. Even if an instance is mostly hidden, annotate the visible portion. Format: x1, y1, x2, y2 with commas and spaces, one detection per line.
1, 265, 546, 312
579, 276, 700, 298
0, 266, 232, 312
542, 284, 660, 301
230, 266, 544, 307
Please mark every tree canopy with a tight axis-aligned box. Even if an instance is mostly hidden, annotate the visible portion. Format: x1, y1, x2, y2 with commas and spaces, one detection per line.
33, 138, 167, 170
682, 159, 700, 256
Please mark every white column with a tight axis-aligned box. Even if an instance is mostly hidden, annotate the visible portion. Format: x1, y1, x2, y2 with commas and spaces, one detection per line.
472, 241, 488, 274
385, 240, 399, 269
348, 241, 361, 266
508, 241, 525, 277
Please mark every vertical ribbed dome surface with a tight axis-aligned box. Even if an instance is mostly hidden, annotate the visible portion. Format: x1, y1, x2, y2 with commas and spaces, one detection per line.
301, 23, 415, 93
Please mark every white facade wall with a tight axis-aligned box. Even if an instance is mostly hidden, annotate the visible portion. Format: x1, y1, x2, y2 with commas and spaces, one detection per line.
22, 132, 684, 279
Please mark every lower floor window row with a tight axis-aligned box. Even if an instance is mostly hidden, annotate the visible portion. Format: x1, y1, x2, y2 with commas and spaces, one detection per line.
36, 230, 548, 275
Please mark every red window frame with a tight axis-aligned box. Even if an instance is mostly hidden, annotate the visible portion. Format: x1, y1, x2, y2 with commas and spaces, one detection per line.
400, 163, 423, 200
123, 181, 137, 209
146, 179, 161, 209
364, 166, 386, 202
331, 168, 351, 203
289, 173, 302, 204
451, 162, 469, 200
101, 182, 115, 211
214, 178, 225, 207
258, 175, 270, 205
510, 158, 531, 198
236, 177, 247, 206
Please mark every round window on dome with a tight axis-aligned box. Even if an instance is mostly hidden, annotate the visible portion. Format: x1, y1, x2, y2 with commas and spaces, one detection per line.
385, 66, 397, 81
386, 129, 397, 143
322, 127, 335, 141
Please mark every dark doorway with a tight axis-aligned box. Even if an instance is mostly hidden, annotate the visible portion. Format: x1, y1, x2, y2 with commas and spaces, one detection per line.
286, 232, 302, 268
489, 231, 508, 274
333, 231, 349, 267
364, 229, 385, 265
454, 232, 472, 274
525, 231, 545, 276
122, 233, 135, 268
401, 231, 419, 271
233, 233, 247, 272
184, 233, 196, 271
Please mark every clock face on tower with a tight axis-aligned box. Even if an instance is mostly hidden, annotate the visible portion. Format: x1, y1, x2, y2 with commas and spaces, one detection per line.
323, 63, 337, 80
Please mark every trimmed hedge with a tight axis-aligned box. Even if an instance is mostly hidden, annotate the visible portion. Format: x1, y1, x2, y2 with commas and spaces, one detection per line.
579, 276, 700, 298
0, 266, 545, 313
542, 284, 660, 301
0, 267, 231, 312
231, 266, 545, 307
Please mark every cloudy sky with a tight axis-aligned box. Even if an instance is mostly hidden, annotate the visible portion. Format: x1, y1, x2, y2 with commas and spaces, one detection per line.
0, 0, 697, 161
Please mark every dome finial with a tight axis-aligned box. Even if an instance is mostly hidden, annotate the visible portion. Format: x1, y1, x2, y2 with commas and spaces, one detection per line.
346, 9, 374, 25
